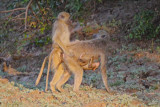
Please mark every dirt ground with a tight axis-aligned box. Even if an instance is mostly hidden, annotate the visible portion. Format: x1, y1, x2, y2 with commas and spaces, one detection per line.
0, 0, 160, 106
0, 77, 146, 107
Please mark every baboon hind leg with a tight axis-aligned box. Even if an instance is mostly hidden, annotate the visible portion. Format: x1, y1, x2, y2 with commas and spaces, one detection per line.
50, 63, 65, 92
50, 49, 65, 92
56, 71, 71, 92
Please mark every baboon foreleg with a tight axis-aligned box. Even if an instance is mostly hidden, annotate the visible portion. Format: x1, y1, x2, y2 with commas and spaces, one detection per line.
64, 54, 83, 92
50, 63, 65, 92
50, 48, 65, 92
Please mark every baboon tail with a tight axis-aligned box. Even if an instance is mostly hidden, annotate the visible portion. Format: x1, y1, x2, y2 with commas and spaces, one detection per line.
35, 56, 48, 86
45, 53, 52, 91
100, 54, 110, 93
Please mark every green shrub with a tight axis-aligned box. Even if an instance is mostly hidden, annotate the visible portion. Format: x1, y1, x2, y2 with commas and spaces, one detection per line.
128, 10, 160, 40
34, 36, 52, 47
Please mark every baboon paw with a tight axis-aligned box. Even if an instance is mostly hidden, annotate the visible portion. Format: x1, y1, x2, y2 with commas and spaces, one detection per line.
50, 87, 56, 93
51, 90, 59, 94
57, 88, 66, 93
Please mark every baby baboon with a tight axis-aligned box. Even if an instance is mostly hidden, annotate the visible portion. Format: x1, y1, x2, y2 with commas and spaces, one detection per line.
79, 55, 99, 71
2, 62, 22, 75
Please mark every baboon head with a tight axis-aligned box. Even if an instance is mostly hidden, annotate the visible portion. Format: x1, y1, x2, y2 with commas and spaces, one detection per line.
58, 12, 70, 23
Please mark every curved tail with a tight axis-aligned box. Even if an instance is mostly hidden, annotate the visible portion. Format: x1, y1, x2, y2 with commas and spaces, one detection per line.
35, 56, 48, 86
100, 54, 110, 93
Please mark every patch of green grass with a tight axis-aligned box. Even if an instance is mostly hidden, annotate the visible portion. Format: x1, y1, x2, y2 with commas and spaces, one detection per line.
17, 65, 27, 72
110, 80, 124, 87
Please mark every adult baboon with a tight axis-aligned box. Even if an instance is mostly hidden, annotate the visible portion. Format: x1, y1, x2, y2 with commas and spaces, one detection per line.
58, 32, 111, 93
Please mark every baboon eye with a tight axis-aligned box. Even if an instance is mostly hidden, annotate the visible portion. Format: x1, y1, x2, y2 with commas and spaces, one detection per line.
61, 15, 65, 19
93, 34, 97, 38
101, 35, 106, 38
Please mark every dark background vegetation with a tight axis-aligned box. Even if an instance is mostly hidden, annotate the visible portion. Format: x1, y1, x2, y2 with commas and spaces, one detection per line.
0, 0, 160, 106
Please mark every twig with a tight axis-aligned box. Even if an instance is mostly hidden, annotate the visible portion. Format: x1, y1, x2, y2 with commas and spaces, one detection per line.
30, 7, 40, 23
0, 0, 33, 30
12, 18, 25, 20
18, 29, 28, 36
14, 12, 25, 18
36, 0, 43, 15
36, 0, 45, 21
25, 0, 33, 30
0, 8, 25, 13
5, 11, 14, 19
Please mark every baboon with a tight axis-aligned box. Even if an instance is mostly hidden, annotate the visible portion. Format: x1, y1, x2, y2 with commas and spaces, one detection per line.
60, 32, 111, 93
2, 62, 22, 75
35, 12, 98, 92
36, 12, 72, 92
